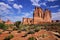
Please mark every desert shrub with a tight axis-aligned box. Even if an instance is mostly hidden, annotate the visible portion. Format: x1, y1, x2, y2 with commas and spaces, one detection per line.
44, 23, 60, 26
34, 26, 42, 32
18, 24, 30, 31
4, 34, 14, 40
28, 37, 37, 40
34, 28, 40, 32
6, 24, 14, 30
13, 27, 18, 30
0, 32, 2, 34
18, 24, 24, 30
14, 21, 21, 28
27, 30, 35, 34
37, 34, 48, 38
21, 28, 27, 31
0, 23, 8, 30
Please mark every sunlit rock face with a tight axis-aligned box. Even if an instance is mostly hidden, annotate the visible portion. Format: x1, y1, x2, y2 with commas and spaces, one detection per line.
22, 7, 52, 25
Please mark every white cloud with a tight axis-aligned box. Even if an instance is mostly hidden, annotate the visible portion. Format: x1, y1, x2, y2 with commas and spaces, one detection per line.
45, 0, 57, 2
2, 10, 60, 22
49, 5, 59, 8
2, 16, 22, 22
2, 11, 33, 22
0, 2, 23, 22
0, 2, 14, 18
52, 11, 60, 20
13, 4, 23, 9
22, 12, 33, 18
40, 2, 47, 6
8, 0, 14, 1
13, 4, 23, 14
30, 0, 40, 6
30, 0, 47, 6
0, 2, 12, 9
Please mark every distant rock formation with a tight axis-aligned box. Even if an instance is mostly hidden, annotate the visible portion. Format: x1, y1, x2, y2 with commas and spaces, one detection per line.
22, 18, 33, 25
5, 20, 14, 25
22, 7, 52, 25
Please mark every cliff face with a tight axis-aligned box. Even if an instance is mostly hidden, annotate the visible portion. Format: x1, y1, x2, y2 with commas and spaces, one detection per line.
22, 7, 52, 25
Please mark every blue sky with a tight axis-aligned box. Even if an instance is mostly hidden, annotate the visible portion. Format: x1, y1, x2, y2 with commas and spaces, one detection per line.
0, 0, 60, 22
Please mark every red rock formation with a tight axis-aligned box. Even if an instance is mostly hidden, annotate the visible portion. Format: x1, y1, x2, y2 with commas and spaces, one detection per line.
5, 20, 14, 25
22, 7, 52, 25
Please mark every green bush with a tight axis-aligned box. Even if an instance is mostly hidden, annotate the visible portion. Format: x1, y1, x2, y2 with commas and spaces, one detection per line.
4, 34, 14, 40
28, 37, 37, 40
14, 21, 21, 28
0, 23, 8, 30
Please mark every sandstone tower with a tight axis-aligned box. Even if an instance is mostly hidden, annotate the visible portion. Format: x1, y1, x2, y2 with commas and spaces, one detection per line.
22, 7, 52, 25
33, 7, 44, 24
